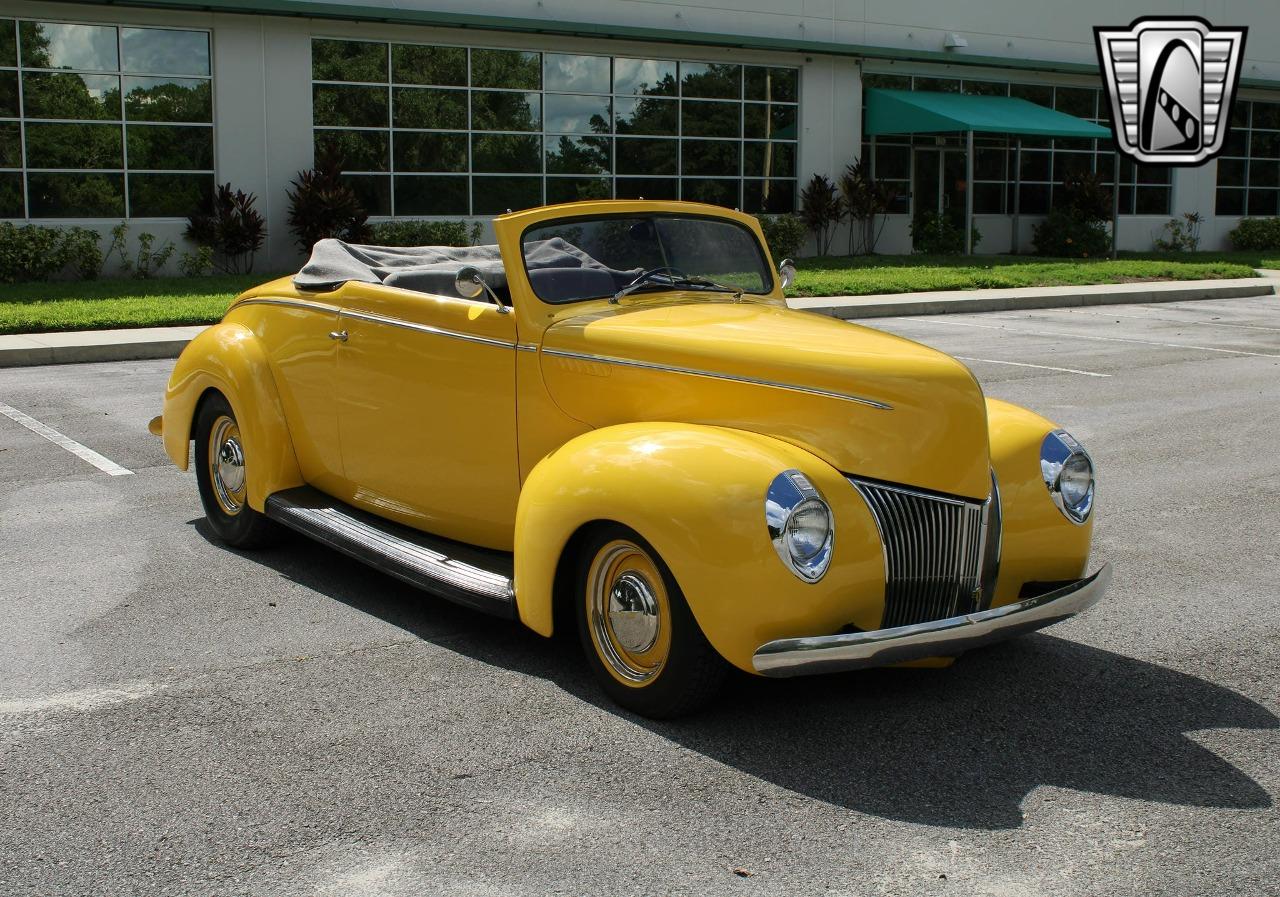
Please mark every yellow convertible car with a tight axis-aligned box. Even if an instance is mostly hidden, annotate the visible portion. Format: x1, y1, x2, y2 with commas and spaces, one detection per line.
154, 199, 1109, 717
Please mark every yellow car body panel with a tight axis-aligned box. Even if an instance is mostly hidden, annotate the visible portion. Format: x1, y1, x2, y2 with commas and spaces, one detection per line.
160, 199, 1099, 677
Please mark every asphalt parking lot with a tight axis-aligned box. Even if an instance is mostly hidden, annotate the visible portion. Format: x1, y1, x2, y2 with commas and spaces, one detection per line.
2, 295, 1278, 897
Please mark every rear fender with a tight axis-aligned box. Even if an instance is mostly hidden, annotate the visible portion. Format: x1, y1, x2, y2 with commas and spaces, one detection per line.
163, 323, 302, 511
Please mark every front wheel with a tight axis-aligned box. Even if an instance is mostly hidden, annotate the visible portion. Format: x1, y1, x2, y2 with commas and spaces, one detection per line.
193, 392, 278, 549
575, 524, 727, 718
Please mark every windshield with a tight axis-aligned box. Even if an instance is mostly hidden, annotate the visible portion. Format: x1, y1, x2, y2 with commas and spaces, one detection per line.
520, 214, 773, 304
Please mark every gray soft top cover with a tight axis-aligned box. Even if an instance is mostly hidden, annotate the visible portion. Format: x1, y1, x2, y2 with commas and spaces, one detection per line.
293, 237, 638, 300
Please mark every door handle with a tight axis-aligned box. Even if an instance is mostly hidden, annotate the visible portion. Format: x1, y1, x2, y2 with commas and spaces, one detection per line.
329, 330, 348, 342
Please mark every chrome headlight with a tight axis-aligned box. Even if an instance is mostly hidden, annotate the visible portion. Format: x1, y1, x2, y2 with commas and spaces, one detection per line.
1041, 429, 1095, 524
766, 470, 834, 582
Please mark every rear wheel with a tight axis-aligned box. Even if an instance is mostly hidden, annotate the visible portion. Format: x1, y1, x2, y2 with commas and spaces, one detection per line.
194, 392, 278, 549
575, 524, 727, 718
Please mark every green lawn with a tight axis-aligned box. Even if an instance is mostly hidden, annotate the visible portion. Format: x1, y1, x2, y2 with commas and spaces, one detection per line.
0, 274, 271, 335
787, 253, 1269, 298
0, 251, 1274, 334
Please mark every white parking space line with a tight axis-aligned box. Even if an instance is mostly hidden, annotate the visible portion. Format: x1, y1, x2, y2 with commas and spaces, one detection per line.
0, 400, 134, 477
953, 356, 1111, 378
1066, 307, 1280, 333
895, 317, 1280, 359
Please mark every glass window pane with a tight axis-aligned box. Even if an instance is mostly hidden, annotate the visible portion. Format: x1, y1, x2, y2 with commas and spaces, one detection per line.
1136, 186, 1170, 215
1247, 189, 1277, 216
974, 182, 1004, 213
615, 177, 677, 200
1010, 83, 1053, 107
0, 71, 15, 118
1223, 129, 1247, 156
121, 28, 209, 76
1249, 159, 1280, 188
1230, 101, 1250, 129
27, 172, 123, 216
744, 103, 796, 140
0, 121, 18, 168
742, 178, 796, 213
395, 174, 469, 215
127, 123, 213, 170
614, 96, 676, 135
393, 86, 466, 129
744, 67, 797, 103
124, 76, 211, 122
1054, 137, 1095, 152
681, 62, 740, 99
975, 146, 1006, 180
683, 100, 739, 138
23, 72, 120, 120
342, 174, 390, 215
26, 122, 122, 169
1054, 87, 1096, 119
544, 54, 609, 94
544, 93, 610, 135
873, 142, 910, 180
129, 172, 212, 216
20, 22, 118, 71
614, 59, 676, 97
1020, 150, 1051, 181
0, 20, 14, 68
313, 39, 386, 83
863, 73, 910, 91
1252, 103, 1280, 130
616, 137, 677, 175
313, 84, 388, 127
682, 139, 739, 177
471, 133, 540, 173
394, 131, 466, 172
1053, 151, 1094, 181
914, 77, 960, 93
315, 129, 389, 171
1018, 183, 1049, 214
392, 44, 465, 86
1251, 131, 1280, 159
471, 91, 539, 131
472, 175, 540, 214
744, 141, 795, 179
963, 80, 1008, 97
471, 49, 540, 90
1217, 157, 1245, 187
0, 172, 21, 217
682, 178, 738, 207
545, 135, 609, 174
546, 176, 610, 203
1215, 188, 1244, 216
1137, 164, 1170, 185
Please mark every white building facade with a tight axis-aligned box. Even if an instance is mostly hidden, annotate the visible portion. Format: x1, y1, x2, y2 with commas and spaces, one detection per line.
1, 0, 1277, 269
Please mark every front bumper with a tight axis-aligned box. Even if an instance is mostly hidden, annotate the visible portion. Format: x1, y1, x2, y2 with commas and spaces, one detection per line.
752, 563, 1111, 677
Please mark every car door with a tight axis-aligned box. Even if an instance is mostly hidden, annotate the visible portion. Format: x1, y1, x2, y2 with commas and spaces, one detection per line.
333, 283, 520, 551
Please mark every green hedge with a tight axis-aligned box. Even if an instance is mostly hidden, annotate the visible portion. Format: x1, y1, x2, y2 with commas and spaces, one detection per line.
0, 223, 104, 283
1228, 217, 1280, 251
368, 219, 481, 247
755, 214, 807, 260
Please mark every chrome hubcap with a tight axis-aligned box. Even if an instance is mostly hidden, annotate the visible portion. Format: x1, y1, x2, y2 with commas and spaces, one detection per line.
587, 540, 671, 685
209, 416, 246, 515
608, 571, 660, 654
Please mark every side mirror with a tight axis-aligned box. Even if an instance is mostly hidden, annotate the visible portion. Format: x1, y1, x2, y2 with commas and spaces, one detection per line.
778, 258, 797, 290
454, 266, 509, 313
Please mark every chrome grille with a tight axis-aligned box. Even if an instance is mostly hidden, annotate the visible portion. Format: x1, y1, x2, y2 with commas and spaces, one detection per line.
852, 478, 991, 629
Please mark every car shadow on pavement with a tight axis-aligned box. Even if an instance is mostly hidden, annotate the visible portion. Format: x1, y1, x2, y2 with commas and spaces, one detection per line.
200, 522, 1279, 831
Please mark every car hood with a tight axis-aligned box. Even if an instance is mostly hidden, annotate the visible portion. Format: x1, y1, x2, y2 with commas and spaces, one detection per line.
539, 299, 991, 499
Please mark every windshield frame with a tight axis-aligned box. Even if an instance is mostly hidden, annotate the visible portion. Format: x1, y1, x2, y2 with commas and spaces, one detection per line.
518, 211, 776, 305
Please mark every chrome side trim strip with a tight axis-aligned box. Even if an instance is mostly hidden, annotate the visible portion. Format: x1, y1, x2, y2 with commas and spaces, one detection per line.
515, 343, 539, 352
542, 348, 893, 410
340, 308, 516, 349
236, 297, 342, 315
752, 564, 1111, 677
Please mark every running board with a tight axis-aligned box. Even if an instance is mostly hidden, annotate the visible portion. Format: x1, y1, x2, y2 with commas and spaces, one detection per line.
264, 486, 515, 619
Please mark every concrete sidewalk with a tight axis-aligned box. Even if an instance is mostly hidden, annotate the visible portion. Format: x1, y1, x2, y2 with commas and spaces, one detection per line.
0, 276, 1274, 367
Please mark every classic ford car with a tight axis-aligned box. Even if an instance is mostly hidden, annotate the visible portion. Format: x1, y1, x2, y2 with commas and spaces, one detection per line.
153, 199, 1110, 718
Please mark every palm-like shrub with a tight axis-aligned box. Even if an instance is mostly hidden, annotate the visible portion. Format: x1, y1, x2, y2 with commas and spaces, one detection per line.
286, 156, 370, 253
186, 183, 267, 273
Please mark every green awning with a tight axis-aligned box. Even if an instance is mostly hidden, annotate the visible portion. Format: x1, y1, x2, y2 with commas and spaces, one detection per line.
864, 88, 1112, 138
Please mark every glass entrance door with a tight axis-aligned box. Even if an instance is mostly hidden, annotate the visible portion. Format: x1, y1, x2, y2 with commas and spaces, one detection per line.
913, 147, 969, 228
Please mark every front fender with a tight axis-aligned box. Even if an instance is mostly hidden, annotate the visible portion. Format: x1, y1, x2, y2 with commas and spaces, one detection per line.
163, 323, 302, 511
987, 397, 1094, 606
513, 422, 885, 672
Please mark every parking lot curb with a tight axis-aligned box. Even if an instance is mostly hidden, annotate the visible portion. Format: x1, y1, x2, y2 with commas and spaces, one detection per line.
787, 277, 1276, 319
0, 277, 1274, 367
0, 326, 208, 368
